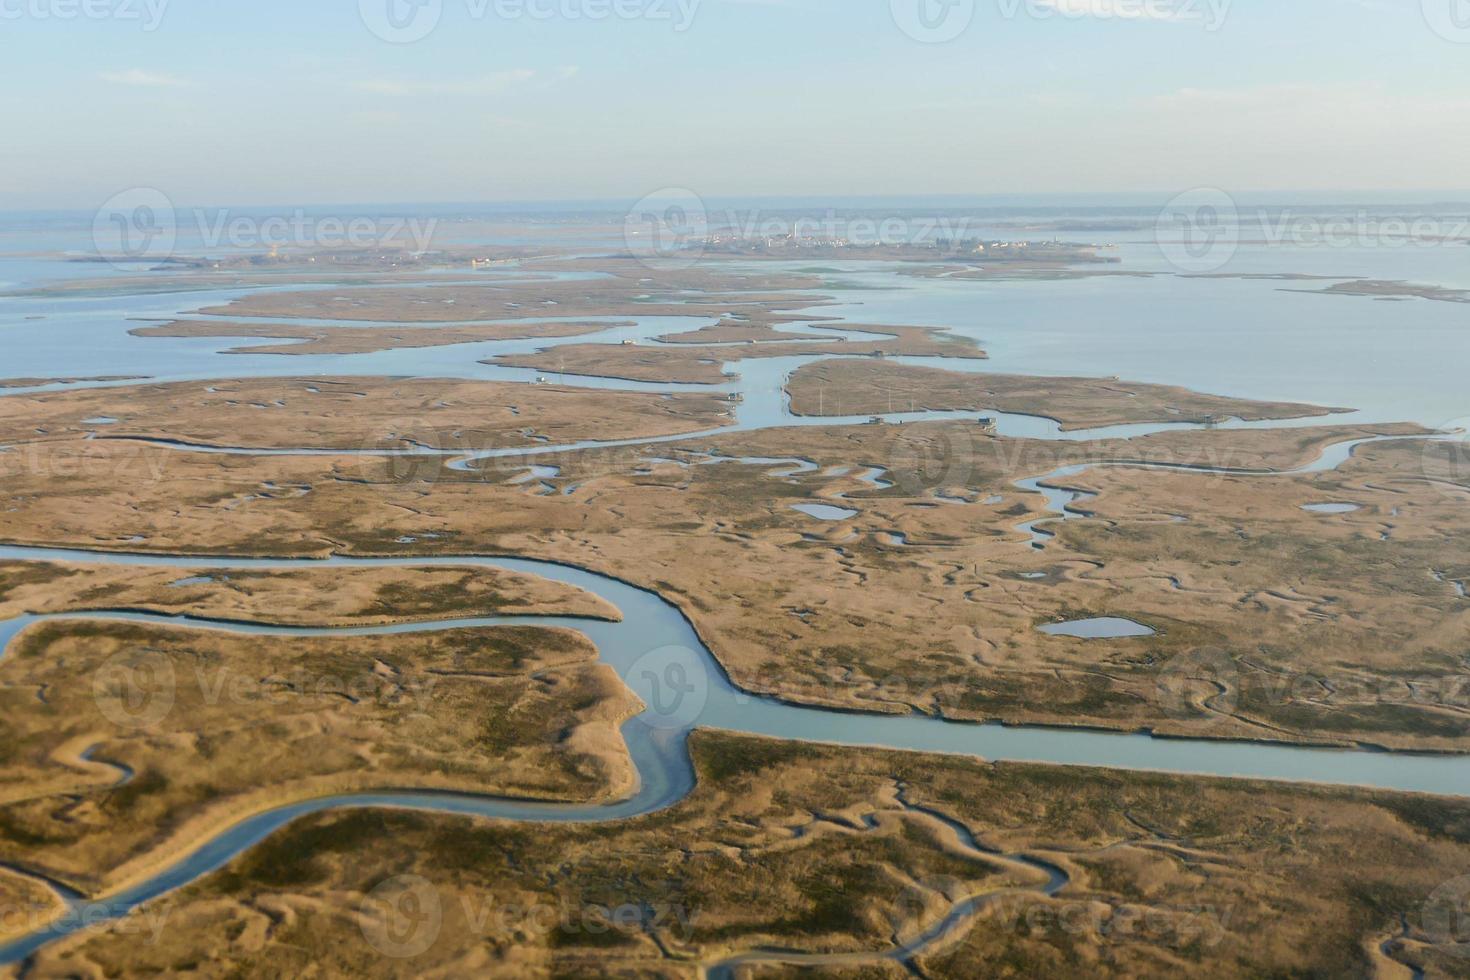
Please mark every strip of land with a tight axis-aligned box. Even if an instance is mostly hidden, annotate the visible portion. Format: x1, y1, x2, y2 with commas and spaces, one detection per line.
0, 377, 734, 451
653, 318, 837, 344
127, 319, 620, 355
0, 377, 146, 390
21, 732, 1470, 978
1286, 279, 1470, 304
3, 417, 1464, 752
189, 261, 833, 324
0, 561, 619, 627
491, 326, 984, 385
786, 360, 1348, 428
0, 621, 639, 906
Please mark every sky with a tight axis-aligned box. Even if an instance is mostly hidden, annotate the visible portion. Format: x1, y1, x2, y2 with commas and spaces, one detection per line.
1, 0, 1469, 209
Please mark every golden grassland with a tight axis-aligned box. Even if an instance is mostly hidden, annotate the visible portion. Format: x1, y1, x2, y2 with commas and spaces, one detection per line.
0, 560, 618, 627
17, 732, 1470, 978
488, 324, 983, 385
127, 319, 620, 356
0, 377, 733, 452
0, 415, 1463, 753
0, 622, 639, 907
653, 319, 835, 344
189, 260, 832, 324
786, 360, 1346, 429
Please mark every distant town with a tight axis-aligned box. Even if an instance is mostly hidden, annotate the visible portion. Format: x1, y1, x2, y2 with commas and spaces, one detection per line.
698, 231, 1117, 263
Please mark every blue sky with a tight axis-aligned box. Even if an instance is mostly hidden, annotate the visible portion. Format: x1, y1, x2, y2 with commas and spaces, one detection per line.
1, 0, 1468, 208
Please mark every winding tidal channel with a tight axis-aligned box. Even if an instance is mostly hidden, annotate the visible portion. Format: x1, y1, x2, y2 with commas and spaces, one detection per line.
3, 429, 1470, 967
4, 271, 1470, 970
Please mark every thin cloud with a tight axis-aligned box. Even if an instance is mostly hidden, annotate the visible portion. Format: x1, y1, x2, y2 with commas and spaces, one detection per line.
353, 70, 538, 97
1031, 0, 1212, 20
98, 69, 188, 88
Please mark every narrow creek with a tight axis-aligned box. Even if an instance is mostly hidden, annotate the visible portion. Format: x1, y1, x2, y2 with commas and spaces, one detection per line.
1, 534, 1469, 967
4, 276, 1469, 968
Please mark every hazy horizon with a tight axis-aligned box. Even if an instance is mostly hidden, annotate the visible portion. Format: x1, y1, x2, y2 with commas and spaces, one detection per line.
7, 189, 1470, 219
4, 0, 1470, 210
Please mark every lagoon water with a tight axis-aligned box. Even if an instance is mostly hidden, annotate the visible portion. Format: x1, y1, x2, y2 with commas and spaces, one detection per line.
4, 235, 1470, 427
3, 225, 1470, 963
1038, 617, 1157, 639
